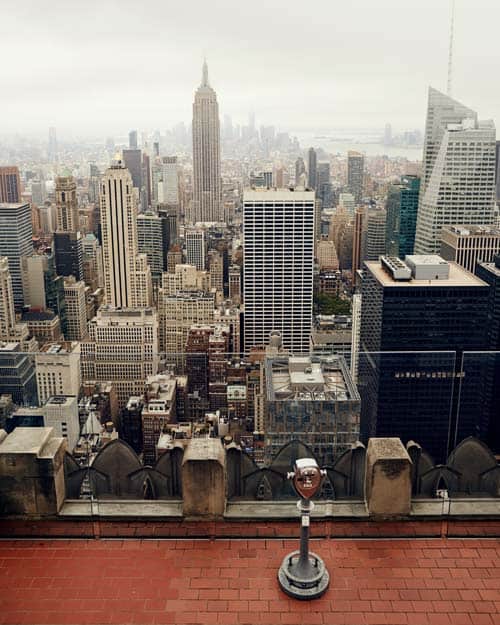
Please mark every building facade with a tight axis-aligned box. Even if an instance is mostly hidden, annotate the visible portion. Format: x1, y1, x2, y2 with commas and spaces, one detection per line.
137, 212, 165, 285
0, 167, 21, 203
347, 151, 364, 203
0, 257, 17, 340
440, 225, 500, 273
475, 257, 500, 453
243, 189, 315, 353
63, 277, 88, 341
44, 395, 79, 451
263, 355, 360, 464
0, 202, 33, 309
0, 342, 37, 406
307, 148, 317, 190
185, 228, 206, 271
414, 88, 496, 254
99, 161, 151, 308
81, 307, 159, 409
359, 255, 489, 461
191, 61, 222, 223
55, 175, 79, 232
54, 231, 83, 280
158, 291, 214, 354
364, 208, 386, 261
35, 342, 81, 405
385, 175, 420, 259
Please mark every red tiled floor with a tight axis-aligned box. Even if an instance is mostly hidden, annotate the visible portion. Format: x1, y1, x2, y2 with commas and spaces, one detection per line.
0, 538, 498, 624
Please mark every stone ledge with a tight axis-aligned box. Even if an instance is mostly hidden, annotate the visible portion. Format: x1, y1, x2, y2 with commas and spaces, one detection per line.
59, 499, 183, 517
55, 498, 500, 520
224, 500, 369, 519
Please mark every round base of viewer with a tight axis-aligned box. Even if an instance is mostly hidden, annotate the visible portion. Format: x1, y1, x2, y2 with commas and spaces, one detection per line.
278, 550, 330, 600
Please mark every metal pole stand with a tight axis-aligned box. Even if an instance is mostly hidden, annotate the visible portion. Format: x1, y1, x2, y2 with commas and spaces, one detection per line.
278, 460, 330, 600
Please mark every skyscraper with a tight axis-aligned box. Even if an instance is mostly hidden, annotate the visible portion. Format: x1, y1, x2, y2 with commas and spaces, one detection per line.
21, 252, 67, 336
359, 255, 489, 461
137, 211, 166, 285
316, 162, 332, 207
243, 189, 315, 353
82, 233, 104, 291
352, 207, 366, 274
129, 129, 138, 150
295, 157, 306, 186
55, 175, 79, 232
122, 149, 142, 191
307, 148, 317, 190
0, 167, 21, 203
63, 277, 88, 341
414, 88, 496, 254
185, 228, 206, 271
192, 60, 222, 223
54, 231, 83, 280
475, 256, 500, 452
0, 257, 16, 340
160, 157, 179, 205
385, 175, 420, 258
363, 207, 387, 261
99, 161, 151, 308
0, 202, 33, 309
347, 151, 364, 203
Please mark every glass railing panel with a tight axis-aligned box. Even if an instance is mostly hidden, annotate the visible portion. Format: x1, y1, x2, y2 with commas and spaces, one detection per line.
2, 348, 498, 509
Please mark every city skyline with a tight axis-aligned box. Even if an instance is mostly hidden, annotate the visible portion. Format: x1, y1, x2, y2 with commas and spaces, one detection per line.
2, 1, 500, 135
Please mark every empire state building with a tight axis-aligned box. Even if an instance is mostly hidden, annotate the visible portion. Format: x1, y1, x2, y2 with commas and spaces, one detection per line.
191, 60, 223, 223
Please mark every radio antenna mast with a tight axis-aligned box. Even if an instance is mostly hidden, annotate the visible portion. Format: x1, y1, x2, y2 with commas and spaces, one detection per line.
447, 0, 456, 96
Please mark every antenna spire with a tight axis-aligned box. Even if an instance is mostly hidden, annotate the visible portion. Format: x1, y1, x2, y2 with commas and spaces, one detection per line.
447, 0, 455, 96
201, 58, 209, 87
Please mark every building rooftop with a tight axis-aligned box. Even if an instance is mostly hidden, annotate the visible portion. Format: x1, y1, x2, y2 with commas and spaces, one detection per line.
0, 202, 30, 208
22, 310, 58, 321
40, 341, 79, 354
478, 258, 500, 278
444, 224, 500, 237
46, 395, 77, 407
243, 189, 315, 201
97, 306, 156, 318
0, 342, 20, 352
0, 537, 497, 625
367, 260, 488, 288
266, 355, 358, 402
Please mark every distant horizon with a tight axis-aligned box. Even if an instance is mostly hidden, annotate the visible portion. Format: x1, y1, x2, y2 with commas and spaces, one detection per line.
0, 124, 425, 143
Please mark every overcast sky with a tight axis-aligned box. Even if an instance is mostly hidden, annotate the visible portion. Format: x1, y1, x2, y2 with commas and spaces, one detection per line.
1, 0, 499, 138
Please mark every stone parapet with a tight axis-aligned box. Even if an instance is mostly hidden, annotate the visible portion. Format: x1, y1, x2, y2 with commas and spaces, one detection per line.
182, 438, 226, 518
365, 438, 412, 518
0, 427, 67, 516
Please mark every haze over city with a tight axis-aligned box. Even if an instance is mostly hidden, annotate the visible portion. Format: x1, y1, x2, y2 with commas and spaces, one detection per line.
2, 0, 500, 136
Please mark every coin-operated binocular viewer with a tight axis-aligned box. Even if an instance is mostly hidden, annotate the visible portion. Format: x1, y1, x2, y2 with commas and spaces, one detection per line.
278, 458, 330, 600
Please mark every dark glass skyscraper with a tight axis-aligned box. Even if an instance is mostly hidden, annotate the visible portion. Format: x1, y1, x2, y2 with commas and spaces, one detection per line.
54, 231, 83, 281
475, 256, 500, 453
385, 175, 420, 258
359, 255, 489, 462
